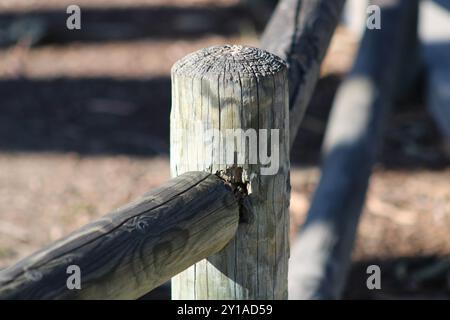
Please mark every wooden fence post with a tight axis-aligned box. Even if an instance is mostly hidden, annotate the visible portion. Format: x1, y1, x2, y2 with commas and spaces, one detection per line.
170, 45, 290, 299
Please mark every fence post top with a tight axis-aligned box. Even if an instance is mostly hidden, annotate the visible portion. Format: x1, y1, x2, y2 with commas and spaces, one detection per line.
171, 45, 287, 80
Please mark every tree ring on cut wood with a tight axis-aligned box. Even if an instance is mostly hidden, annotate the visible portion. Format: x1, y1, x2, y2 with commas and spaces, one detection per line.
172, 45, 287, 80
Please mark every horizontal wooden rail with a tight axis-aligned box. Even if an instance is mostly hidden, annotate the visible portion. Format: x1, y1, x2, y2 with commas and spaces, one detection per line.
0, 171, 240, 299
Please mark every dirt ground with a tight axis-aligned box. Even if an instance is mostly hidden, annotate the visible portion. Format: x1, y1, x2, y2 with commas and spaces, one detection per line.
1, 0, 450, 299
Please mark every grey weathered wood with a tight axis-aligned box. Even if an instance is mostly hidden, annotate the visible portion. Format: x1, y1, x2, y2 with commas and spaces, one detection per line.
0, 171, 239, 300
288, 0, 420, 299
170, 45, 290, 299
261, 0, 346, 145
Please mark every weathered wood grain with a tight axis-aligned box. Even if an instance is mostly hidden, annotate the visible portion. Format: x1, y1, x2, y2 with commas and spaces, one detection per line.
261, 0, 346, 145
0, 171, 239, 299
170, 45, 290, 299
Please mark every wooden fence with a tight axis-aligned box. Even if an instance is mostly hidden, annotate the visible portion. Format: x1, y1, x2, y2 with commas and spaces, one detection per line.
0, 0, 344, 300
